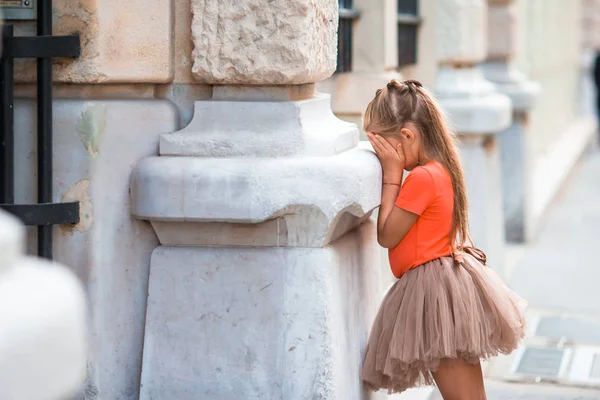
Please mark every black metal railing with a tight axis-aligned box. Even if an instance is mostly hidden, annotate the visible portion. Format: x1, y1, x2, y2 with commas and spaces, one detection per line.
397, 0, 421, 67
0, 2, 81, 259
337, 0, 360, 73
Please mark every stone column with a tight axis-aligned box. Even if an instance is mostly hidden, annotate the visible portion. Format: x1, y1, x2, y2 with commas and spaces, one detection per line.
482, 0, 539, 243
434, 0, 512, 274
131, 1, 383, 399
10, 2, 187, 399
0, 210, 87, 400
318, 0, 401, 134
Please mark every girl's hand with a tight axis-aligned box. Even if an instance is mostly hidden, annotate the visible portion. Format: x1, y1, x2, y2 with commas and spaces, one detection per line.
367, 133, 405, 183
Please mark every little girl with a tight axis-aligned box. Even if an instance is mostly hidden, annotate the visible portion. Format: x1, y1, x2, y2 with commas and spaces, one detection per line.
361, 79, 526, 399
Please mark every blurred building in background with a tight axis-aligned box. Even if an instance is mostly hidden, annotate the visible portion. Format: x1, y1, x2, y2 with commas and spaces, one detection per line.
0, 0, 598, 399
321, 0, 598, 287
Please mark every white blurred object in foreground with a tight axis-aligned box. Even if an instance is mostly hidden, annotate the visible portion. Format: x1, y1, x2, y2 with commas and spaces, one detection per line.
0, 210, 87, 400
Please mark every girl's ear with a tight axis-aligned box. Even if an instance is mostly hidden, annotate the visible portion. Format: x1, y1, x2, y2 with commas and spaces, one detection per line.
400, 127, 415, 144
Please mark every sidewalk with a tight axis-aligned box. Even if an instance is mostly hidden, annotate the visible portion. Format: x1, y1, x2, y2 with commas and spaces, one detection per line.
508, 147, 600, 316
393, 146, 600, 399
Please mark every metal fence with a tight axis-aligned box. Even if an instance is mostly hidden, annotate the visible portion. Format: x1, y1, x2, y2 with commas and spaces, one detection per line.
0, 1, 80, 259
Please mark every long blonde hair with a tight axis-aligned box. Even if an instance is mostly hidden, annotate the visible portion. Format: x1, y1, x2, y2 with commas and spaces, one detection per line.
364, 79, 471, 250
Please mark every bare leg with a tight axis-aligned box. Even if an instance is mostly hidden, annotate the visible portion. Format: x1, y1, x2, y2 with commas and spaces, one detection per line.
432, 359, 486, 400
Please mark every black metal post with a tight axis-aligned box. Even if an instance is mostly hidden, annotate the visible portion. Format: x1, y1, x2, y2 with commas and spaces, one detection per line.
37, 0, 53, 259
0, 26, 15, 205
0, 11, 81, 258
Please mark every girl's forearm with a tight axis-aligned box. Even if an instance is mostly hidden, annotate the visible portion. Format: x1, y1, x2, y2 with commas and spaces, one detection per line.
377, 183, 401, 239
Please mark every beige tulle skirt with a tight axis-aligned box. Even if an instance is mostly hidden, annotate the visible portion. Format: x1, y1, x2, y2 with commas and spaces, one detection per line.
361, 248, 527, 394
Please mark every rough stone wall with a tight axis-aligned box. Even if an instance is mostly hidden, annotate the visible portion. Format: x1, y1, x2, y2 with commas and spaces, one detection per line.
13, 100, 178, 400
190, 0, 338, 84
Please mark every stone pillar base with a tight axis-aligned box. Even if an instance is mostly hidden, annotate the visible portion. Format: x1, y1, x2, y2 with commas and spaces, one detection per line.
483, 61, 541, 243
132, 91, 384, 398
139, 222, 382, 400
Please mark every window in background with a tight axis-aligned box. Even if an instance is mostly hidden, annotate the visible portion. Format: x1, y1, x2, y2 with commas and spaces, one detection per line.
337, 0, 360, 73
397, 0, 420, 67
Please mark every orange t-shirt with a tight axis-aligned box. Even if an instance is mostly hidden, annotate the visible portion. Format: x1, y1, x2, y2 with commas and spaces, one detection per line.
389, 161, 454, 278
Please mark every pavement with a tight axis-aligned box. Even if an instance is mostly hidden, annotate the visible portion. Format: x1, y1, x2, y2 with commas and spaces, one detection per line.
391, 146, 600, 399
508, 148, 600, 317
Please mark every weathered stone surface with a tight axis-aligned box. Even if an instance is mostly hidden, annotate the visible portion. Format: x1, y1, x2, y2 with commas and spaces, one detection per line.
131, 144, 381, 247
139, 222, 383, 400
174, 0, 195, 83
159, 94, 358, 157
482, 62, 540, 111
190, 0, 338, 84
487, 2, 518, 60
435, 67, 512, 134
352, 0, 398, 72
14, 0, 172, 83
437, 0, 487, 64
14, 99, 178, 400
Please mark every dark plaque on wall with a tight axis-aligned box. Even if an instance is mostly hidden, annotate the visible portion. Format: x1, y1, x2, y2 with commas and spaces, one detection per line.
0, 0, 36, 20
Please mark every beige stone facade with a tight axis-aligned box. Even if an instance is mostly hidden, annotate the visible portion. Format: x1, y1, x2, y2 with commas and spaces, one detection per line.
1, 0, 597, 398
583, 0, 600, 50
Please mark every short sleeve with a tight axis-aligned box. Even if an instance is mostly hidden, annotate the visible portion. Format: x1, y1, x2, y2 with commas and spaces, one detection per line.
395, 167, 436, 215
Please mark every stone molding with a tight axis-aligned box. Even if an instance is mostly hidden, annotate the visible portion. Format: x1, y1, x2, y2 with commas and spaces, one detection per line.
482, 62, 540, 112
435, 67, 512, 134
159, 94, 358, 157
131, 142, 381, 247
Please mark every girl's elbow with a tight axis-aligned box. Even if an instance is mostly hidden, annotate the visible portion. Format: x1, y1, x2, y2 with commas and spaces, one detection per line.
377, 236, 398, 249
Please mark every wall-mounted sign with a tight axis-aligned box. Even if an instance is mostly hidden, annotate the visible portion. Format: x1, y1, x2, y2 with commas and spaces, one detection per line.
0, 0, 36, 20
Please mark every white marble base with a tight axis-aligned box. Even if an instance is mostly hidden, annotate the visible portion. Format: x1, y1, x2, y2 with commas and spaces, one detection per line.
459, 134, 506, 277
13, 99, 178, 399
482, 62, 540, 112
482, 64, 540, 242
131, 143, 382, 247
139, 221, 382, 400
159, 94, 358, 157
436, 66, 512, 134
498, 113, 531, 242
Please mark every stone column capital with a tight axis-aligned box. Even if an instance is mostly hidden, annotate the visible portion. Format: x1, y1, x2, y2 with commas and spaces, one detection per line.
482, 62, 540, 111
